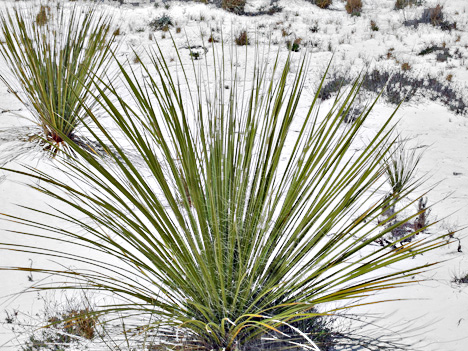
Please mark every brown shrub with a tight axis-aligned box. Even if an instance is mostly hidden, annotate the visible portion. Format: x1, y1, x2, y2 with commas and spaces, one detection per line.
63, 309, 96, 340
315, 0, 332, 9
401, 62, 411, 71
48, 308, 97, 342
386, 47, 394, 59
427, 4, 444, 26
235, 30, 249, 46
222, 0, 246, 14
36, 5, 50, 26
345, 0, 362, 16
395, 0, 422, 10
208, 34, 219, 43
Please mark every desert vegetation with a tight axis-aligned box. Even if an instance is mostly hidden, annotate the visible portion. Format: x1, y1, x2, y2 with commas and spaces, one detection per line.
345, 0, 362, 16
404, 4, 457, 31
1, 42, 450, 347
0, 5, 115, 154
319, 70, 467, 115
394, 0, 423, 10
149, 13, 173, 31
222, 0, 246, 14
453, 272, 468, 284
306, 0, 332, 9
0, 1, 467, 350
235, 29, 249, 45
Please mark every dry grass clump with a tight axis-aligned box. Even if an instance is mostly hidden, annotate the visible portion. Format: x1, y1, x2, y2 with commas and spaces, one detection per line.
425, 4, 444, 26
16, 303, 98, 351
35, 4, 50, 26
370, 19, 379, 31
286, 37, 302, 52
310, 0, 332, 9
222, 0, 246, 14
53, 308, 97, 340
133, 54, 141, 64
395, 0, 423, 10
235, 30, 249, 45
208, 33, 219, 43
401, 62, 411, 71
345, 0, 362, 16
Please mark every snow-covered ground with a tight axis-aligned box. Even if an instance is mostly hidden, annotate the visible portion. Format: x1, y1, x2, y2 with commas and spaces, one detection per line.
0, 0, 468, 350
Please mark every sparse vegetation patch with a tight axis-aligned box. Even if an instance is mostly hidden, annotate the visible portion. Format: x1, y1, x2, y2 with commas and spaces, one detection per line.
286, 37, 302, 52
418, 45, 447, 56
6, 298, 98, 351
395, 0, 424, 10
319, 70, 467, 114
453, 273, 468, 284
149, 13, 173, 31
404, 5, 457, 30
235, 30, 249, 45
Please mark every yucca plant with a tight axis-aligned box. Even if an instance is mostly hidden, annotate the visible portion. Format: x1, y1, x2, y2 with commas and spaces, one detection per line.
384, 140, 424, 199
377, 141, 427, 244
1, 42, 450, 350
0, 4, 115, 153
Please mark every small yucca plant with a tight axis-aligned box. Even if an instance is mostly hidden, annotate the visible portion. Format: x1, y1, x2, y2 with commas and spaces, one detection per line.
384, 140, 423, 199
1, 41, 450, 350
0, 4, 115, 153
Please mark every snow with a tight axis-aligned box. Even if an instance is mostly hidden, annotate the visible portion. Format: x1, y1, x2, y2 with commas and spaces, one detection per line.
0, 0, 468, 350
